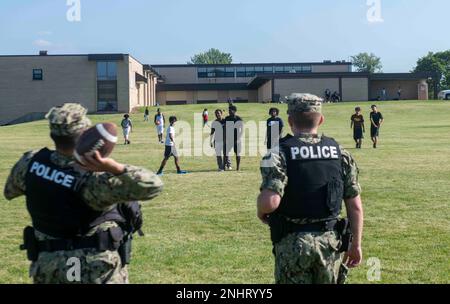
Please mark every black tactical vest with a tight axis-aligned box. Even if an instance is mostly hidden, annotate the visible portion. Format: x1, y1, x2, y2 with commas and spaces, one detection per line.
25, 148, 125, 238
274, 135, 344, 221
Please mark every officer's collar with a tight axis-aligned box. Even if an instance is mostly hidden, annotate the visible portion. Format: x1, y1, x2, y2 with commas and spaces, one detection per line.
51, 150, 76, 167
296, 133, 321, 139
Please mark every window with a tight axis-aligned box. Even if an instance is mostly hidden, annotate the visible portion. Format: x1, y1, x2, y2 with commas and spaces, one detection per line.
97, 80, 118, 112
302, 65, 312, 73
225, 67, 235, 77
284, 66, 296, 73
198, 66, 235, 78
215, 67, 225, 78
207, 67, 216, 78
236, 67, 246, 77
33, 69, 43, 80
254, 66, 264, 75
245, 66, 255, 77
274, 66, 284, 73
97, 61, 118, 112
198, 67, 207, 78
97, 62, 117, 80
263, 66, 273, 73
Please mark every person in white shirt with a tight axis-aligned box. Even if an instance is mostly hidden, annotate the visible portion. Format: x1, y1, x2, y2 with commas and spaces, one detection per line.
154, 108, 165, 143
156, 116, 187, 175
121, 114, 133, 145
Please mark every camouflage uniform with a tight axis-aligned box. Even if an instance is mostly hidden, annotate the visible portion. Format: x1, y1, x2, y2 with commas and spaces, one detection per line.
260, 93, 361, 284
3, 103, 163, 284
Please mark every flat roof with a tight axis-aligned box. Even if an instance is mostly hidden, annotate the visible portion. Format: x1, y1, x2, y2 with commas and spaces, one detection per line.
0, 53, 128, 58
152, 61, 351, 68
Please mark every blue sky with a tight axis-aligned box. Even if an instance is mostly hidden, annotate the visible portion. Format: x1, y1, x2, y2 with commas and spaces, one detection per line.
0, 0, 448, 72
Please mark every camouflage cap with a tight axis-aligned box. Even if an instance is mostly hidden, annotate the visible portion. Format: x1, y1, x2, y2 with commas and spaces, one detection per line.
45, 103, 91, 136
286, 93, 323, 114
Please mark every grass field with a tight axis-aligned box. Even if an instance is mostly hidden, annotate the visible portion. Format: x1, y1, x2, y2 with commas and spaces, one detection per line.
0, 101, 449, 284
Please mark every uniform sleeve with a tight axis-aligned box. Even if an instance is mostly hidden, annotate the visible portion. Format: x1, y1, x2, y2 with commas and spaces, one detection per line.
4, 151, 36, 200
340, 147, 362, 199
259, 151, 288, 196
80, 165, 164, 211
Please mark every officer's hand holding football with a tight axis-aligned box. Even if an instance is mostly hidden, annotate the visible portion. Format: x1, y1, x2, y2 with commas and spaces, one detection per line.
81, 151, 125, 175
343, 244, 362, 268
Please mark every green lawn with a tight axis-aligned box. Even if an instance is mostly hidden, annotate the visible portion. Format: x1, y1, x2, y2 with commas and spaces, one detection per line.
0, 101, 449, 284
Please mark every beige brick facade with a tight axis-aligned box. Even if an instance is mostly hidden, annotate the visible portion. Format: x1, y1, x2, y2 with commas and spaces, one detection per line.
0, 55, 97, 125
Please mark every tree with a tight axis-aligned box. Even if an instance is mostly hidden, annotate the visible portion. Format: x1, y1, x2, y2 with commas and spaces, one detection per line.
351, 53, 383, 73
413, 50, 450, 98
188, 48, 232, 65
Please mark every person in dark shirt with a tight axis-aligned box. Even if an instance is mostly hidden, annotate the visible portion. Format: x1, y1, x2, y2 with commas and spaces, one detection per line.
224, 105, 243, 171
370, 105, 384, 149
144, 107, 149, 122
210, 109, 226, 171
266, 108, 284, 150
351, 107, 365, 149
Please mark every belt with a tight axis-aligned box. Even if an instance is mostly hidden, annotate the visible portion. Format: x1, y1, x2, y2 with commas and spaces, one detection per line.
36, 227, 124, 252
287, 219, 338, 233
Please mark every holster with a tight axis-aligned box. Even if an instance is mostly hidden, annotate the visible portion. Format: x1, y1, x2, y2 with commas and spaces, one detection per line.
337, 263, 349, 284
20, 226, 39, 262
336, 218, 353, 253
118, 234, 133, 266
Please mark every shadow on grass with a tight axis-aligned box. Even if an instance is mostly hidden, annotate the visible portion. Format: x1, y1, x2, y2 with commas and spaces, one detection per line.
419, 125, 450, 129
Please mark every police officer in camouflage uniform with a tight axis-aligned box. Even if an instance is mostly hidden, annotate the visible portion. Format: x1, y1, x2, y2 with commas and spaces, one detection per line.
257, 94, 364, 284
3, 103, 163, 284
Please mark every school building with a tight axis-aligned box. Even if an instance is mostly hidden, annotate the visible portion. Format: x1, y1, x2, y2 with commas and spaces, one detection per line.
0, 52, 431, 125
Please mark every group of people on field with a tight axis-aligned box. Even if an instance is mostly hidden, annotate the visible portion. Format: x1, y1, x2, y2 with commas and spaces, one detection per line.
121, 102, 385, 176
324, 89, 341, 103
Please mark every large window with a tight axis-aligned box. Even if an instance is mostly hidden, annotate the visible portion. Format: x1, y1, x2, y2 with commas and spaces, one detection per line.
33, 69, 43, 80
97, 81, 118, 112
97, 61, 117, 80
97, 61, 118, 112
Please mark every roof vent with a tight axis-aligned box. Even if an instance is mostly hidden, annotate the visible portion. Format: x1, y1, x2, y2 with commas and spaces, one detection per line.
39, 50, 48, 56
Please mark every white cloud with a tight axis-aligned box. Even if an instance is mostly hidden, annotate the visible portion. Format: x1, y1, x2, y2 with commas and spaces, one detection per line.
33, 39, 53, 48
37, 31, 53, 36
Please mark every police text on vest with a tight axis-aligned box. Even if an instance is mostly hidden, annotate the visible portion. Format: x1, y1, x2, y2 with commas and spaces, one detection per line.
29, 161, 75, 188
291, 146, 339, 160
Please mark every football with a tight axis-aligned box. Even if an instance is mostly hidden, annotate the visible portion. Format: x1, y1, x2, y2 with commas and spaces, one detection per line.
74, 123, 118, 165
